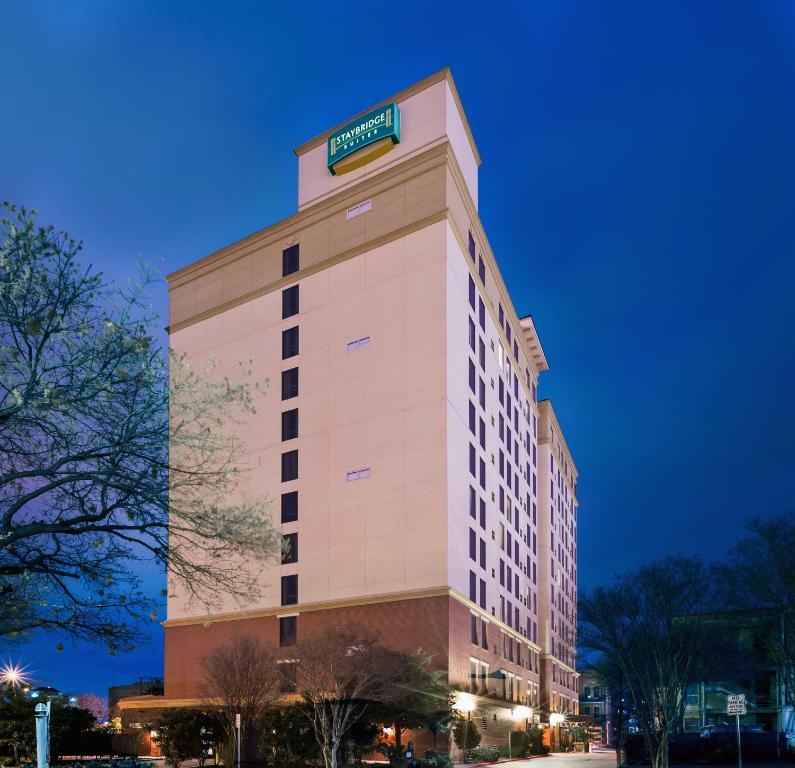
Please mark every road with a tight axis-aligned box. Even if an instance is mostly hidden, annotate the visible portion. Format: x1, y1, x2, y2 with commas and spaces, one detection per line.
503, 752, 618, 768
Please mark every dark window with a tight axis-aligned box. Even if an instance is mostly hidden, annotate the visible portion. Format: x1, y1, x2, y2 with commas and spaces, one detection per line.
468, 231, 475, 260
282, 532, 298, 564
469, 444, 476, 476
468, 360, 476, 393
470, 486, 476, 519
478, 256, 485, 284
281, 450, 298, 482
279, 615, 297, 646
479, 499, 486, 529
479, 338, 485, 370
478, 297, 485, 330
479, 578, 486, 609
479, 378, 485, 409
282, 285, 299, 318
468, 318, 476, 351
469, 529, 477, 561
281, 491, 298, 523
281, 574, 298, 605
499, 303, 504, 326
282, 326, 299, 359
282, 408, 299, 441
471, 613, 479, 644
469, 402, 476, 435
469, 571, 477, 602
279, 661, 297, 692
479, 538, 486, 568
282, 367, 299, 400
481, 618, 489, 650
468, 275, 476, 310
479, 458, 486, 490
283, 244, 299, 277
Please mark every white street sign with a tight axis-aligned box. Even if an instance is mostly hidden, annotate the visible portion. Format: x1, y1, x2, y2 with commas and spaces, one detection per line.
727, 694, 746, 716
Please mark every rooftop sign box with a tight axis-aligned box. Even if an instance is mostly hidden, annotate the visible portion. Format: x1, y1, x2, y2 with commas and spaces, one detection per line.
327, 102, 400, 176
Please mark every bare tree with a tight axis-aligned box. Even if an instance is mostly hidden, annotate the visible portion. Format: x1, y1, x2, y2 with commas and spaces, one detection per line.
579, 557, 713, 768
0, 204, 281, 650
714, 514, 795, 707
201, 635, 280, 764
295, 624, 385, 768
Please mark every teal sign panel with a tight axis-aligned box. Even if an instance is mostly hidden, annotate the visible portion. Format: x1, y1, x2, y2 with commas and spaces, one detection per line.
327, 102, 400, 175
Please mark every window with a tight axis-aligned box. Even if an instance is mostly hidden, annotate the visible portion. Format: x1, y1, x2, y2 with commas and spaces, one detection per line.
469, 529, 477, 561
469, 444, 476, 477
469, 402, 476, 435
468, 231, 475, 260
479, 538, 486, 568
470, 658, 478, 692
479, 418, 486, 450
468, 360, 476, 393
279, 661, 297, 692
282, 326, 299, 359
479, 338, 485, 370
481, 618, 489, 650
468, 275, 476, 310
282, 244, 299, 277
470, 487, 476, 519
282, 409, 299, 441
471, 614, 479, 644
468, 318, 476, 352
281, 574, 298, 605
479, 578, 486, 609
479, 458, 485, 490
282, 367, 298, 400
470, 571, 477, 602
282, 532, 298, 564
281, 450, 298, 482
498, 303, 504, 326
479, 378, 485, 408
478, 256, 485, 284
479, 499, 486, 529
279, 615, 297, 646
282, 285, 299, 318
281, 491, 298, 523
478, 297, 485, 330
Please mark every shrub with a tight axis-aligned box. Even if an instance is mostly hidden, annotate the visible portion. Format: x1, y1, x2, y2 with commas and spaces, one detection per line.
452, 716, 481, 754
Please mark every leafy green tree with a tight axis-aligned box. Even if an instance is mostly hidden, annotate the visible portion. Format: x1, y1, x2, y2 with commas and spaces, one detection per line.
152, 709, 219, 768
451, 715, 480, 755
258, 706, 320, 768
0, 691, 36, 765
49, 704, 96, 760
0, 203, 281, 651
371, 650, 451, 765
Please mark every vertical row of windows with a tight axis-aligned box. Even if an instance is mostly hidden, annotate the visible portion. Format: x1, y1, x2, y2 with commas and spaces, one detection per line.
280, 246, 299, 617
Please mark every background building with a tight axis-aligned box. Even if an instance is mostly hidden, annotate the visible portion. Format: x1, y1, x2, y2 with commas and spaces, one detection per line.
120, 68, 581, 751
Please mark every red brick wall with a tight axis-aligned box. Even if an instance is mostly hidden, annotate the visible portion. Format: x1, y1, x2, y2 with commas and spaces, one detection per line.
164, 595, 451, 699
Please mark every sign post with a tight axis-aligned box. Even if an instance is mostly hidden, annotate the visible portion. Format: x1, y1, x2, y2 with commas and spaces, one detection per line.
235, 712, 241, 768
726, 694, 746, 768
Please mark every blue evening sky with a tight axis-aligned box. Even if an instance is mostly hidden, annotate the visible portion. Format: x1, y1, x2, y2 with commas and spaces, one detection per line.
1, 1, 793, 698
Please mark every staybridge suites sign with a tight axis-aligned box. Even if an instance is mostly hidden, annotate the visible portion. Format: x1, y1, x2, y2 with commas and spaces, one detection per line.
327, 102, 400, 176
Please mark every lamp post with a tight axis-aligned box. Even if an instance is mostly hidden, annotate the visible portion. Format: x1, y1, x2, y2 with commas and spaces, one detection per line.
549, 712, 566, 753
452, 693, 476, 761
35, 703, 49, 768
510, 706, 533, 758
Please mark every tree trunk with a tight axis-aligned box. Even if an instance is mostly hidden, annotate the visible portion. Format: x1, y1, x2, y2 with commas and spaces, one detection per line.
652, 734, 669, 768
394, 721, 402, 758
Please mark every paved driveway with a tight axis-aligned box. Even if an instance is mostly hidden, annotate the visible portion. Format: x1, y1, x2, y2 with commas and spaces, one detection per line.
501, 752, 618, 768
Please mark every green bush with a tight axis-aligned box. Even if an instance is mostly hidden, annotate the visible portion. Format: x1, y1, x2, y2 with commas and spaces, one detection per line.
465, 745, 500, 762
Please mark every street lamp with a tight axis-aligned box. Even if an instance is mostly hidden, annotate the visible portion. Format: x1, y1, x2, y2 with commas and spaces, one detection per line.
509, 706, 533, 758
452, 693, 476, 762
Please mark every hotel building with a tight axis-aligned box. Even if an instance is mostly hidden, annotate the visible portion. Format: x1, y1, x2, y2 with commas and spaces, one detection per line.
127, 68, 580, 749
